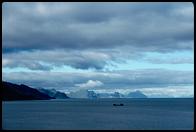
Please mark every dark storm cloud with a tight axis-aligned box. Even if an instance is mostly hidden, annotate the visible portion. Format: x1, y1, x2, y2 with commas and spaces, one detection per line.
2, 69, 193, 90
3, 2, 194, 53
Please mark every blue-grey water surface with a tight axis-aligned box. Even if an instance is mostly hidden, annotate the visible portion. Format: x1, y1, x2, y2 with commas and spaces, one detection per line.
2, 98, 194, 130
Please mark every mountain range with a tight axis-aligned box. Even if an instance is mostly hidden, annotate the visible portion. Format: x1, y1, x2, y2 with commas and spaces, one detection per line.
96, 91, 147, 98
2, 81, 147, 100
2, 81, 54, 100
37, 88, 69, 99
68, 89, 147, 98
2, 81, 69, 101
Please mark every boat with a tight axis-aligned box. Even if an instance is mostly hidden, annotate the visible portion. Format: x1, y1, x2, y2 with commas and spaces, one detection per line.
113, 103, 124, 106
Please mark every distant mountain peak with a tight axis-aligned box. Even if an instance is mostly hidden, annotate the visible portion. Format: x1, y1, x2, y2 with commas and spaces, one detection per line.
127, 90, 147, 98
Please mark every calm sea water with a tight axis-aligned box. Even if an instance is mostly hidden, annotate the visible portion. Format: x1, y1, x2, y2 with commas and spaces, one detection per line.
2, 98, 194, 130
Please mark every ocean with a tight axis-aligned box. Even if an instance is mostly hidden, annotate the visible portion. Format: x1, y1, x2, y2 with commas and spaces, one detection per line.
2, 98, 194, 130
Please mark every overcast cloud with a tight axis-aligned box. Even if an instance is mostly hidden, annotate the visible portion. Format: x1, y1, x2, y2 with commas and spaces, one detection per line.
2, 2, 194, 97
3, 2, 193, 52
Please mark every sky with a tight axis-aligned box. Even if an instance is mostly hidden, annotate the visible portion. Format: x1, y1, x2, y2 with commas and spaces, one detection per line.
2, 2, 194, 98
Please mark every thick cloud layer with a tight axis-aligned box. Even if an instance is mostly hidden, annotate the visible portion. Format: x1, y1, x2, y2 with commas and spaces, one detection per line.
2, 50, 113, 70
2, 2, 194, 70
3, 2, 193, 53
